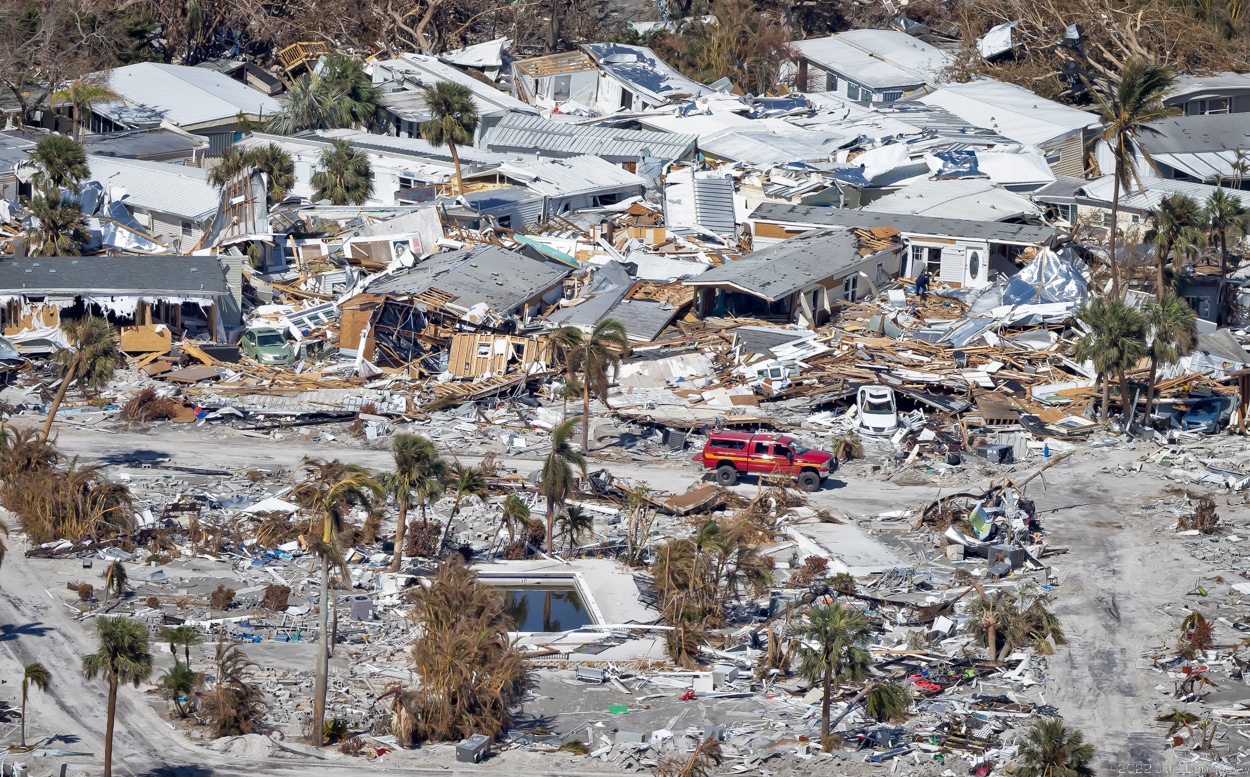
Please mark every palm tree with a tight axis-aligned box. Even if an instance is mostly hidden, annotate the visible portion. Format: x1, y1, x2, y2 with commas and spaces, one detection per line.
1074, 297, 1148, 422
1143, 292, 1199, 420
321, 55, 382, 130
576, 319, 629, 452
82, 616, 153, 777
205, 641, 265, 736
797, 603, 873, 742
289, 460, 381, 746
247, 143, 296, 203
24, 191, 91, 256
549, 326, 584, 421
1147, 193, 1205, 297
1014, 718, 1095, 777
20, 661, 51, 748
967, 588, 1015, 664
381, 433, 443, 572
50, 78, 119, 142
159, 662, 200, 718
539, 418, 587, 553
311, 139, 373, 206
438, 463, 487, 553
28, 135, 89, 194
557, 505, 594, 553
162, 625, 202, 667
1205, 189, 1247, 321
208, 147, 250, 189
499, 493, 530, 547
41, 317, 119, 441
265, 73, 349, 135
103, 560, 128, 602
1092, 59, 1177, 297
421, 82, 479, 195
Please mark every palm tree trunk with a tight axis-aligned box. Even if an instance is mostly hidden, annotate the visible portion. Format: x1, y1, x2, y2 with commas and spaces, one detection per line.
20, 689, 27, 748
546, 496, 555, 554
582, 372, 591, 453
390, 499, 407, 572
1119, 372, 1135, 424
1145, 357, 1159, 427
312, 553, 330, 746
820, 665, 832, 740
448, 140, 463, 196
986, 622, 997, 664
1109, 176, 1122, 298
41, 360, 78, 442
104, 673, 118, 777
1157, 238, 1172, 300
185, 643, 191, 667
1099, 374, 1110, 422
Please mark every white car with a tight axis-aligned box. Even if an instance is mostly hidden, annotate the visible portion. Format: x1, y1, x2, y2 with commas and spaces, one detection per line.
857, 385, 899, 437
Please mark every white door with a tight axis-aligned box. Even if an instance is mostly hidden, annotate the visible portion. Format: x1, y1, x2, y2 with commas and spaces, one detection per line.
964, 248, 987, 288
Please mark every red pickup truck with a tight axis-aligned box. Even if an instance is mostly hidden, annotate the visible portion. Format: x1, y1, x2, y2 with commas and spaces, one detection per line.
694, 432, 837, 492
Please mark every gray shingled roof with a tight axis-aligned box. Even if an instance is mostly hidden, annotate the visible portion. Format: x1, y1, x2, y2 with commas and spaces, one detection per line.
0, 256, 230, 296
481, 113, 697, 161
750, 203, 1054, 245
365, 246, 571, 313
686, 228, 874, 301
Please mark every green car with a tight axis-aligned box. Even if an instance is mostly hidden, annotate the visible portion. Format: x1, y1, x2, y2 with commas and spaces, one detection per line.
240, 327, 297, 365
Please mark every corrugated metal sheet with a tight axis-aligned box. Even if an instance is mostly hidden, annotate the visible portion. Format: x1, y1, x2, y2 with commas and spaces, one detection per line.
793, 30, 949, 90
100, 63, 281, 128
494, 155, 645, 198
481, 113, 696, 161
692, 176, 736, 236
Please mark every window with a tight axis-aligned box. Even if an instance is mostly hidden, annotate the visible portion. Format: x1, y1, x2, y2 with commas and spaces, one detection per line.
476, 343, 491, 357
553, 74, 571, 101
876, 261, 886, 284
879, 90, 903, 103
1102, 211, 1114, 227
181, 221, 192, 238
825, 72, 838, 92
910, 245, 926, 274
846, 82, 862, 102
1045, 148, 1062, 164
712, 437, 746, 451
967, 250, 982, 280
752, 442, 772, 456
774, 445, 792, 459
1066, 204, 1078, 224
1130, 214, 1140, 224
843, 274, 859, 302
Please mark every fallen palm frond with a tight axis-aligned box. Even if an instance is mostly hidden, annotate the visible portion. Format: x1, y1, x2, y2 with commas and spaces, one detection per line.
120, 387, 180, 422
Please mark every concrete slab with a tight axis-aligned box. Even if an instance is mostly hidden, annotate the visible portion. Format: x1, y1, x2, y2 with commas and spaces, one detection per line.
785, 518, 910, 575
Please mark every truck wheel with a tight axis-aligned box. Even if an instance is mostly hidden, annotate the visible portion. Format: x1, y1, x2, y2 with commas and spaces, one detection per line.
797, 471, 821, 492
716, 465, 738, 487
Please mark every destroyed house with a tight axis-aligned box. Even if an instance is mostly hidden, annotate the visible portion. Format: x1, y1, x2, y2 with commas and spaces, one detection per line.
685, 228, 903, 328
85, 155, 219, 250
0, 256, 238, 338
364, 245, 571, 323
516, 43, 714, 115
480, 113, 697, 168
793, 29, 950, 105
373, 54, 536, 142
462, 155, 647, 219
749, 203, 1055, 289
915, 81, 1098, 177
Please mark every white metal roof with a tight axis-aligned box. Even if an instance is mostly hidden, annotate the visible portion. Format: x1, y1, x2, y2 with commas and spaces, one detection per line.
1077, 175, 1229, 212
86, 155, 218, 221
488, 155, 646, 197
792, 30, 951, 90
375, 55, 535, 116
862, 178, 1041, 220
917, 80, 1098, 147
481, 113, 696, 160
99, 63, 281, 130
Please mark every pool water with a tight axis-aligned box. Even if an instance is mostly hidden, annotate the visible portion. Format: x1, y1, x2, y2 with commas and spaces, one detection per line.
500, 586, 591, 632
